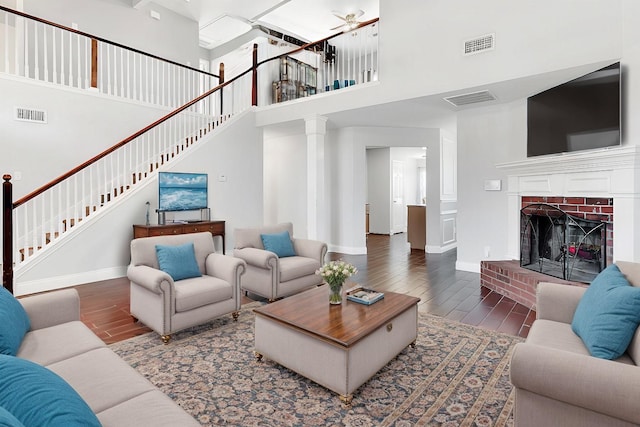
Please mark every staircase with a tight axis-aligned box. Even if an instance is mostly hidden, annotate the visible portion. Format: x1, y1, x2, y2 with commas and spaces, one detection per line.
2, 6, 380, 293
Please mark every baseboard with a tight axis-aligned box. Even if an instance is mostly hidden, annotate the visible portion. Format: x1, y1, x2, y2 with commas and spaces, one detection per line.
426, 242, 457, 254
327, 244, 367, 255
14, 266, 127, 296
456, 261, 480, 273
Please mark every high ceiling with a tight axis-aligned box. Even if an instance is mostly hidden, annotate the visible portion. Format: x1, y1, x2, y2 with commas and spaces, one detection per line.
138, 0, 379, 50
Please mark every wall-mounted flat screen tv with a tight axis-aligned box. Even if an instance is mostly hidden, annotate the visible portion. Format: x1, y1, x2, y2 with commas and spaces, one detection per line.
158, 172, 208, 212
527, 62, 621, 157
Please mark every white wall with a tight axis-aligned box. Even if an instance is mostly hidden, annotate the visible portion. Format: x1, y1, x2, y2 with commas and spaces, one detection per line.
262, 128, 309, 236
456, 100, 527, 272
0, 76, 169, 198
14, 111, 264, 295
366, 147, 390, 234
19, 0, 200, 66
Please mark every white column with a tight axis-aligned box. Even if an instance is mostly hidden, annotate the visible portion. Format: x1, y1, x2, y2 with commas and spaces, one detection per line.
305, 116, 328, 241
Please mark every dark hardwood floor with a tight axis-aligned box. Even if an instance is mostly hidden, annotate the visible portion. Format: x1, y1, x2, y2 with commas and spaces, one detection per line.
74, 233, 535, 344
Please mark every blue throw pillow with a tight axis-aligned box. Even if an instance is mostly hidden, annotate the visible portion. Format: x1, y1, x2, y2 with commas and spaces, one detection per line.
156, 242, 202, 281
261, 231, 296, 258
0, 287, 30, 356
0, 406, 25, 427
0, 355, 101, 427
572, 264, 640, 359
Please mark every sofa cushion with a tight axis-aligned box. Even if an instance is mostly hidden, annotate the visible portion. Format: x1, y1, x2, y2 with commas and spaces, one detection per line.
572, 264, 640, 359
261, 231, 296, 258
47, 347, 156, 414
528, 319, 635, 364
17, 321, 106, 366
156, 242, 202, 281
0, 406, 25, 427
174, 276, 233, 312
0, 354, 101, 427
280, 256, 322, 282
0, 288, 30, 356
96, 389, 200, 427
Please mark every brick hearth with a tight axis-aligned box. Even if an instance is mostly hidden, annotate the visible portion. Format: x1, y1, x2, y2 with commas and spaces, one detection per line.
480, 260, 587, 310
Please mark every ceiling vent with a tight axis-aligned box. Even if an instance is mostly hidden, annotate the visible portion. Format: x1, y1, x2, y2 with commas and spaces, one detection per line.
15, 107, 47, 123
443, 90, 496, 107
463, 33, 495, 55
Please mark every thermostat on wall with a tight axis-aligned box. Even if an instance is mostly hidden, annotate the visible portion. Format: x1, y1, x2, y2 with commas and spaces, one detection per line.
484, 179, 502, 191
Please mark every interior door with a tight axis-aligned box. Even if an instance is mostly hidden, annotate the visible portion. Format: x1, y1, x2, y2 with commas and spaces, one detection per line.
392, 160, 406, 233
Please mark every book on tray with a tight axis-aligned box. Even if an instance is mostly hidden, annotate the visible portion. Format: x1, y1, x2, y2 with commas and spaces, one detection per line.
346, 286, 384, 305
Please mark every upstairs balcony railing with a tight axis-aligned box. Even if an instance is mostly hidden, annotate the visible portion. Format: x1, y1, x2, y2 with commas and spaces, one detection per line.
0, 5, 219, 108
2, 12, 379, 293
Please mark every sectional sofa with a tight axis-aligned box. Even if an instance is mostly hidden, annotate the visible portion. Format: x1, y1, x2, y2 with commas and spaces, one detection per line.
3, 288, 200, 426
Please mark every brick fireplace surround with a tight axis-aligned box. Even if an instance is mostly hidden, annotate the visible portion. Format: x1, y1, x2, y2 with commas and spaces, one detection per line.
481, 145, 640, 310
481, 196, 612, 309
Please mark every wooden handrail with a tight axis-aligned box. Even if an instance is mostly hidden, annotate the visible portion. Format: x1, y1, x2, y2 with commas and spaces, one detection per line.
0, 5, 219, 79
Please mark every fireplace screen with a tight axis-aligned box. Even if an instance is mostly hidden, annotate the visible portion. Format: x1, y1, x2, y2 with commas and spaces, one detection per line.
520, 203, 608, 283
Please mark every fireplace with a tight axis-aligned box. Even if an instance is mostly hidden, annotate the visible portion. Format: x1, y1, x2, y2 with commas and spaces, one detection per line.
520, 203, 610, 283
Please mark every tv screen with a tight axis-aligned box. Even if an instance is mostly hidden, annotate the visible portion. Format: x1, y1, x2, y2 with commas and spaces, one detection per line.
527, 62, 621, 157
158, 172, 208, 212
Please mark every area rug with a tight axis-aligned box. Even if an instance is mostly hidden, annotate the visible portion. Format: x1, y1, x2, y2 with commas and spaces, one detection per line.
110, 303, 522, 426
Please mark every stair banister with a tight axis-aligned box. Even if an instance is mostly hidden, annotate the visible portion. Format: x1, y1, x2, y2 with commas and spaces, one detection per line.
2, 175, 13, 293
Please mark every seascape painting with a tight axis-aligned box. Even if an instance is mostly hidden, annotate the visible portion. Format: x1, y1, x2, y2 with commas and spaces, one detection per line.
158, 172, 208, 212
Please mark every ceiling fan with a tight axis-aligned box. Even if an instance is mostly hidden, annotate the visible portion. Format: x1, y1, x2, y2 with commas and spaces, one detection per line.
330, 9, 364, 31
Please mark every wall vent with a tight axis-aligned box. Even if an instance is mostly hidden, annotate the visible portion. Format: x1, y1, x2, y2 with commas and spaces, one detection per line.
444, 90, 496, 107
15, 107, 47, 123
463, 33, 495, 55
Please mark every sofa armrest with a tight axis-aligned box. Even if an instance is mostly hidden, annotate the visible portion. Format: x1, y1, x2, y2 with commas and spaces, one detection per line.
233, 248, 277, 269
293, 238, 327, 263
19, 288, 80, 330
536, 282, 587, 323
510, 342, 640, 424
127, 264, 174, 294
205, 254, 246, 295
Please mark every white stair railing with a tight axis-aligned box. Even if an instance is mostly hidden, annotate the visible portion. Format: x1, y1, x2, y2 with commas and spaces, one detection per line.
0, 6, 218, 108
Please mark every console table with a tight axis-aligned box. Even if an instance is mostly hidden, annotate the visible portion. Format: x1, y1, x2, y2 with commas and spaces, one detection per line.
133, 220, 226, 253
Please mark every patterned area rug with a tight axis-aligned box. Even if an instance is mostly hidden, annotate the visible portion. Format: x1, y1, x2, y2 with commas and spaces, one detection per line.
110, 303, 522, 426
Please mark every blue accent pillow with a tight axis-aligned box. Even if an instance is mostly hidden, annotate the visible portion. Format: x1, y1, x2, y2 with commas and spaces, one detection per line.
572, 264, 640, 359
261, 231, 296, 258
0, 287, 30, 356
0, 406, 25, 427
155, 242, 202, 281
0, 355, 101, 427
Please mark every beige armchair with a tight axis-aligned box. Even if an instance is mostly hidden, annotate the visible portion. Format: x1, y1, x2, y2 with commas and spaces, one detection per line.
233, 223, 327, 301
510, 261, 640, 427
127, 232, 245, 343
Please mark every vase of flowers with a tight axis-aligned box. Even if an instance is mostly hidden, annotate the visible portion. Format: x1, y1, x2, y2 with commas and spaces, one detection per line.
316, 260, 358, 305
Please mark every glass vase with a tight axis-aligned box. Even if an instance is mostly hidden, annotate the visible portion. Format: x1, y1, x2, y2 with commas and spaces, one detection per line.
328, 283, 343, 305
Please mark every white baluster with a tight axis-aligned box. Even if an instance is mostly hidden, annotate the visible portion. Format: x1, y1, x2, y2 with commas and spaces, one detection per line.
33, 22, 40, 80
76, 34, 81, 88
52, 27, 58, 84
68, 30, 73, 86
3, 12, 7, 73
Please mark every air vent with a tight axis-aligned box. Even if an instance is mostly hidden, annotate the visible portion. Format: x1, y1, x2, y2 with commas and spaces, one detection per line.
15, 107, 47, 123
443, 90, 496, 107
463, 33, 495, 55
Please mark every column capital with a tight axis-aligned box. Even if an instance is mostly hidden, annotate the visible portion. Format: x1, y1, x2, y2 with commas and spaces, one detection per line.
304, 115, 328, 135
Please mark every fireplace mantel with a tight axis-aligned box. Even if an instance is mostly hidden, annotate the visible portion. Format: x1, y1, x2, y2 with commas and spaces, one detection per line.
496, 145, 640, 175
495, 144, 640, 263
